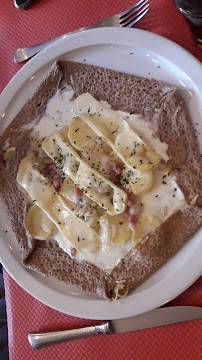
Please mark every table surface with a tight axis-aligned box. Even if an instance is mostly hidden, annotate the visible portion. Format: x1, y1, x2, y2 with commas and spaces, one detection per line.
0, 0, 202, 359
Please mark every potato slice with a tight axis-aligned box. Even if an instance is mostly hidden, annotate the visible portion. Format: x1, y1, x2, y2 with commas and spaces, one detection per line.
107, 214, 131, 245
120, 167, 153, 195
133, 215, 160, 243
5, 148, 15, 160
99, 213, 131, 248
25, 204, 55, 240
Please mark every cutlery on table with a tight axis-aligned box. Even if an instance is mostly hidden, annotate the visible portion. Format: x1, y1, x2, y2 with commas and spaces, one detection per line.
14, 0, 149, 63
28, 306, 202, 349
14, 0, 38, 10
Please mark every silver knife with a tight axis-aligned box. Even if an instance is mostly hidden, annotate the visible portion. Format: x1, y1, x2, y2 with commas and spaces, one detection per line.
28, 306, 202, 349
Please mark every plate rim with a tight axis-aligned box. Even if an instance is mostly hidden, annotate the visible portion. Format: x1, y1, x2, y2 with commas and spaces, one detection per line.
0, 27, 202, 320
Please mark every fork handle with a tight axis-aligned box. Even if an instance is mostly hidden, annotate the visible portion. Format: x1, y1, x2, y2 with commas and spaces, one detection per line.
14, 23, 97, 64
28, 321, 111, 349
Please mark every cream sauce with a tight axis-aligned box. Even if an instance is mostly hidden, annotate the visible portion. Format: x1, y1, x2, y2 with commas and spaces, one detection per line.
35, 89, 75, 137
25, 88, 186, 271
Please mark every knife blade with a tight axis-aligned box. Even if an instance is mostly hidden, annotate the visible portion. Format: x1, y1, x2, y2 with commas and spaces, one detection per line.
28, 306, 202, 349
112, 306, 202, 333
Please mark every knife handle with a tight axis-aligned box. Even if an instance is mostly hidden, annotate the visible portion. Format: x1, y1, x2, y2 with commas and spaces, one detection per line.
28, 321, 112, 349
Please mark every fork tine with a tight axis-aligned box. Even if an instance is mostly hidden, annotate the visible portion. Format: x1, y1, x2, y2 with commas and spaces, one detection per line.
119, 0, 146, 17
123, 7, 149, 28
119, 0, 149, 22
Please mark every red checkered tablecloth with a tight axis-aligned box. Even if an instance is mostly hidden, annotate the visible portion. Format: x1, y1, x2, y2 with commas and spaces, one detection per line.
0, 0, 201, 359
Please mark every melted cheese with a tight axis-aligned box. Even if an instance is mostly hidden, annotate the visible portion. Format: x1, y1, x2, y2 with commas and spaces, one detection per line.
69, 116, 154, 195
25, 204, 56, 240
42, 130, 127, 215
68, 116, 97, 150
99, 214, 131, 246
34, 89, 75, 137
133, 215, 160, 244
73, 93, 161, 172
17, 159, 101, 254
140, 169, 186, 222
120, 167, 153, 195
16, 89, 187, 271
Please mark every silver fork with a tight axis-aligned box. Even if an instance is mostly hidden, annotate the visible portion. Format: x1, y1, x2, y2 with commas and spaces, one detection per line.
14, 0, 149, 64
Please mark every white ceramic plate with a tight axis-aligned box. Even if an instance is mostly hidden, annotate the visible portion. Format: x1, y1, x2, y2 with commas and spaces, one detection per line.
0, 28, 201, 320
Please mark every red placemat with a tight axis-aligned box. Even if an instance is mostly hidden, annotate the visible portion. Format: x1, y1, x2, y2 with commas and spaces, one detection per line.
3, 272, 202, 360
0, 0, 202, 359
0, 0, 201, 91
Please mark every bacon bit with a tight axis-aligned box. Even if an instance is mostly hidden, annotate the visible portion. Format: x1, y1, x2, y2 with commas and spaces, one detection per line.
56, 168, 63, 176
127, 198, 133, 207
0, 154, 6, 167
44, 163, 51, 177
70, 247, 77, 257
123, 211, 129, 218
49, 161, 58, 172
128, 214, 137, 231
52, 174, 61, 191
129, 206, 138, 215
112, 161, 122, 176
44, 161, 63, 178
127, 194, 138, 207
74, 187, 83, 198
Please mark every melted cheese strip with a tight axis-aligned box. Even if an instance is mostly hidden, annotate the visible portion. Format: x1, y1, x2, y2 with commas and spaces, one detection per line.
17, 160, 101, 253
68, 116, 97, 150
69, 118, 114, 179
73, 93, 161, 172
69, 116, 154, 196
60, 175, 131, 244
42, 130, 127, 215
